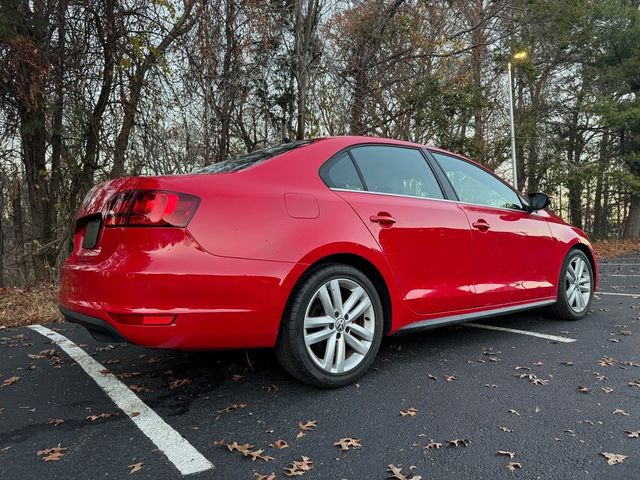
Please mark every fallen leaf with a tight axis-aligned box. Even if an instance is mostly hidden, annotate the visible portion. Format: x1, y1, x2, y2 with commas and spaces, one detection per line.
333, 437, 362, 451
424, 441, 442, 449
601, 452, 627, 465
2, 376, 19, 387
387, 464, 422, 480
254, 473, 276, 480
129, 384, 151, 393
577, 386, 591, 393
602, 387, 614, 393
36, 444, 66, 462
227, 442, 254, 455
508, 409, 520, 416
400, 407, 418, 417
218, 403, 248, 413
273, 439, 289, 449
168, 378, 192, 390
593, 373, 607, 381
86, 412, 117, 422
285, 456, 313, 477
530, 378, 549, 386
507, 462, 522, 471
625, 431, 640, 438
48, 418, 64, 426
499, 427, 513, 433
497, 450, 516, 459
447, 439, 470, 447
485, 384, 498, 388
444, 375, 456, 382
515, 366, 531, 371
263, 384, 279, 392
629, 380, 640, 388
296, 431, 305, 439
427, 374, 438, 381
145, 356, 161, 364
116, 372, 141, 379
129, 463, 143, 474
597, 357, 616, 367
231, 374, 245, 382
298, 420, 317, 431
613, 409, 630, 416
247, 448, 274, 462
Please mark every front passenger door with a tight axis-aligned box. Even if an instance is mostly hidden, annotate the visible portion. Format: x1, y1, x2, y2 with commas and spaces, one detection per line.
430, 151, 556, 307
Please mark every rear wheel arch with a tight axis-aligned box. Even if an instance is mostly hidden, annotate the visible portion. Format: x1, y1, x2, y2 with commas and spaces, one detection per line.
283, 253, 393, 335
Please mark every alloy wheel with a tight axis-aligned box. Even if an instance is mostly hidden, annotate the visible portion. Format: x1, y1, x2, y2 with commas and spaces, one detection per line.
303, 278, 376, 374
565, 256, 591, 313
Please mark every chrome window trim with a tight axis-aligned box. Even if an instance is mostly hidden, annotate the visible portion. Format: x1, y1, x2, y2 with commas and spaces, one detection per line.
396, 299, 556, 334
330, 187, 528, 214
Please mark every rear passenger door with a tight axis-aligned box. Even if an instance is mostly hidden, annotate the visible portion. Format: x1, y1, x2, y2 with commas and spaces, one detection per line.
322, 145, 475, 315
430, 151, 556, 307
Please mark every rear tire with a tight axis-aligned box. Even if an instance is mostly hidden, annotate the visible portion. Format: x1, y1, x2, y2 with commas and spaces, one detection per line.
276, 263, 384, 388
547, 249, 594, 321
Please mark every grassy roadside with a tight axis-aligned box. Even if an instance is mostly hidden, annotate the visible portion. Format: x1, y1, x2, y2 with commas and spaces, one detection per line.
1, 239, 638, 329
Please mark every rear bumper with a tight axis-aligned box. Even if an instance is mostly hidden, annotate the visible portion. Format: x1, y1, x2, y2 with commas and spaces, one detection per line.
59, 228, 303, 349
60, 306, 126, 343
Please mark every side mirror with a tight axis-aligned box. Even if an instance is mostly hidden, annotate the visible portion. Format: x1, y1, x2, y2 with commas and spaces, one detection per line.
527, 192, 550, 212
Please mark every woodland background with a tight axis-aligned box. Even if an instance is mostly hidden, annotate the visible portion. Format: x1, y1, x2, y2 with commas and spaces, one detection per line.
0, 0, 639, 287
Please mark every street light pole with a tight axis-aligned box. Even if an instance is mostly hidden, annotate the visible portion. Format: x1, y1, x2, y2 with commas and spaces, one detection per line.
507, 61, 518, 191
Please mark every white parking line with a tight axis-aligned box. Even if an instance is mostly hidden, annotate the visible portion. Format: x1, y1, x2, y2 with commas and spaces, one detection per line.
596, 292, 640, 298
464, 323, 576, 343
599, 263, 640, 266
29, 325, 213, 476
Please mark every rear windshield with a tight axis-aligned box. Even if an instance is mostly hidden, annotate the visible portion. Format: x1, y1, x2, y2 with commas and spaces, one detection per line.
194, 140, 311, 173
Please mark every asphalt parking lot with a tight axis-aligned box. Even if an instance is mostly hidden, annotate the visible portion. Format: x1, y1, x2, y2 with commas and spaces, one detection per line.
1, 255, 639, 480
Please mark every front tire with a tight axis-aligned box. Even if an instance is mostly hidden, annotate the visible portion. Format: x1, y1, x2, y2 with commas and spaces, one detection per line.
276, 264, 384, 388
547, 249, 594, 320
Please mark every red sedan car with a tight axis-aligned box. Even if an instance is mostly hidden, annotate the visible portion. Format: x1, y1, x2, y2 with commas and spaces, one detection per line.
60, 136, 597, 387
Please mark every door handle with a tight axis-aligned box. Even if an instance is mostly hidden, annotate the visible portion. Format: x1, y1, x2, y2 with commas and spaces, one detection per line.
370, 213, 396, 226
472, 219, 490, 231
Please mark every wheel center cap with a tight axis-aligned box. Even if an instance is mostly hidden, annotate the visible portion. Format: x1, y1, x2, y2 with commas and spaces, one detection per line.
335, 318, 346, 333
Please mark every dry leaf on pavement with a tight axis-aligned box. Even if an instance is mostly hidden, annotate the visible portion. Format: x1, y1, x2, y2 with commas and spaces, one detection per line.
273, 439, 289, 449
613, 409, 630, 416
625, 431, 640, 438
497, 450, 516, 459
424, 441, 442, 449
601, 452, 627, 465
333, 437, 362, 451
507, 462, 522, 471
218, 403, 248, 413
284, 456, 313, 476
47, 418, 64, 426
298, 420, 317, 431
86, 412, 117, 422
2, 376, 19, 387
168, 378, 192, 390
387, 464, 422, 480
447, 439, 470, 447
37, 444, 66, 462
400, 407, 417, 417
254, 473, 276, 480
129, 463, 143, 474
129, 384, 151, 393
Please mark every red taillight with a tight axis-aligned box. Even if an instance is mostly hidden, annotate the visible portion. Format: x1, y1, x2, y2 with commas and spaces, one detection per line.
104, 190, 199, 227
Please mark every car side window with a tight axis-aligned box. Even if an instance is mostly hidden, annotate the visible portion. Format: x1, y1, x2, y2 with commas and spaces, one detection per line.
431, 152, 523, 210
321, 152, 365, 191
349, 146, 444, 199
